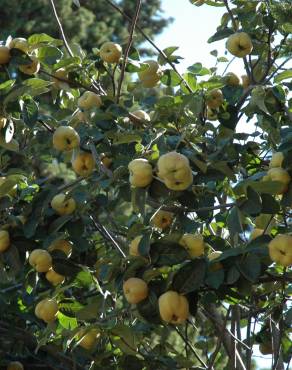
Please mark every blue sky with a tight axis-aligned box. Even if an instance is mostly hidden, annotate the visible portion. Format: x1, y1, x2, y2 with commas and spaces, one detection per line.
153, 1, 271, 369
154, 0, 245, 75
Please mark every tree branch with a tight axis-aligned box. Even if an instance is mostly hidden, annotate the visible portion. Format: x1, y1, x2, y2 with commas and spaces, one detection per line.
89, 215, 126, 258
116, 0, 142, 104
49, 0, 74, 57
40, 69, 100, 95
174, 326, 208, 368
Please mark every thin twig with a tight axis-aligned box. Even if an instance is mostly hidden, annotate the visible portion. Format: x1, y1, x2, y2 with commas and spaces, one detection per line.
49, 0, 74, 57
89, 143, 113, 178
207, 307, 231, 369
174, 326, 208, 368
40, 69, 100, 95
89, 215, 126, 258
116, 0, 142, 104
38, 120, 55, 133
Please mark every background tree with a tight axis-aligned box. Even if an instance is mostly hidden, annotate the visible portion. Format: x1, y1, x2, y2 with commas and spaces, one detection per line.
0, 0, 171, 52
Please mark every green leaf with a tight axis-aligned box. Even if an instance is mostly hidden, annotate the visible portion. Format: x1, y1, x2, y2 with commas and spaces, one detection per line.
222, 85, 244, 105
3, 86, 28, 105
150, 242, 189, 267
226, 265, 241, 284
0, 178, 17, 197
58, 299, 84, 317
208, 28, 233, 43
57, 312, 78, 329
28, 33, 63, 46
239, 186, 262, 215
75, 297, 103, 320
217, 56, 229, 63
52, 257, 81, 276
218, 105, 238, 130
205, 0, 225, 6
112, 324, 141, 356
182, 72, 197, 91
163, 46, 179, 57
274, 70, 292, 83
211, 161, 236, 181
37, 46, 63, 65
20, 97, 38, 127
0, 80, 15, 95
191, 157, 207, 173
171, 259, 207, 294
23, 78, 52, 89
261, 193, 280, 214
48, 215, 73, 234
205, 268, 224, 289
187, 63, 210, 76
137, 232, 151, 257
227, 206, 243, 237
281, 182, 292, 207
136, 291, 161, 324
234, 179, 285, 196
237, 254, 261, 282
126, 60, 145, 73
161, 69, 182, 87
111, 133, 142, 145
128, 47, 140, 61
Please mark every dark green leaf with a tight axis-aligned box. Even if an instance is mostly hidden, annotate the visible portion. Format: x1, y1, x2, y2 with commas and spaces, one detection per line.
281, 182, 292, 207
150, 242, 189, 267
218, 105, 238, 130
52, 257, 81, 276
227, 206, 243, 237
239, 186, 262, 216
136, 291, 161, 324
205, 268, 224, 289
48, 215, 73, 234
237, 254, 261, 282
208, 28, 233, 43
172, 259, 207, 293
138, 233, 151, 257
226, 265, 241, 284
261, 193, 280, 214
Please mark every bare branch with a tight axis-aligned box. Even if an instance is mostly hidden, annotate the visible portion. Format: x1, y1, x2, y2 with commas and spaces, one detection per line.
49, 0, 74, 57
116, 0, 142, 104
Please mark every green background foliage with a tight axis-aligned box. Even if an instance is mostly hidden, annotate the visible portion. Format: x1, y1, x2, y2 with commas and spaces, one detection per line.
0, 0, 171, 53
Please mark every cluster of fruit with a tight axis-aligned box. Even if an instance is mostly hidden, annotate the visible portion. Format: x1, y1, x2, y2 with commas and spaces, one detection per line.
0, 37, 40, 75
27, 239, 101, 350
125, 147, 292, 318
128, 151, 193, 191
249, 152, 292, 267
123, 249, 223, 325
29, 240, 71, 287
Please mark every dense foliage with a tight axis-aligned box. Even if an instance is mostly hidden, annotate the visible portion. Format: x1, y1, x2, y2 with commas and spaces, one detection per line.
0, 0, 170, 53
0, 0, 291, 369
